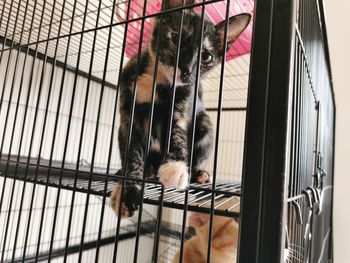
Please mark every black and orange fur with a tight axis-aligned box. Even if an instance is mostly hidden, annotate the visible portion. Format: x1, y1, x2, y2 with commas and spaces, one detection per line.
111, 0, 251, 217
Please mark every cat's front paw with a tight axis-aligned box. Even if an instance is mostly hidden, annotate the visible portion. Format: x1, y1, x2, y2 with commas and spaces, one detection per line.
158, 161, 189, 190
110, 183, 142, 218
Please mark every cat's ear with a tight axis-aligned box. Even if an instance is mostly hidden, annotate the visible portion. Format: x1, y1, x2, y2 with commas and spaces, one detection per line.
163, 0, 195, 10
215, 13, 251, 53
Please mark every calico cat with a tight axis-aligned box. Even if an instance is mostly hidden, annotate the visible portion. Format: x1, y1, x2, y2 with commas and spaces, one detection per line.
173, 203, 291, 263
110, 0, 251, 217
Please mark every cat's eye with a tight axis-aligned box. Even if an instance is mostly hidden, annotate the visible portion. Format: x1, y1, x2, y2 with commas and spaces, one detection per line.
201, 51, 213, 64
168, 27, 179, 44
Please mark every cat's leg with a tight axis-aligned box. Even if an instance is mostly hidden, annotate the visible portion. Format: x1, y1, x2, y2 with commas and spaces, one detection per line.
144, 141, 163, 178
190, 110, 213, 184
110, 169, 142, 218
158, 112, 190, 190
110, 120, 145, 218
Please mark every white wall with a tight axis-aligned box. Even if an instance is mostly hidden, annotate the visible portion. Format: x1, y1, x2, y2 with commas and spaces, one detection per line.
0, 44, 246, 181
324, 1, 350, 262
0, 41, 247, 263
0, 1, 250, 261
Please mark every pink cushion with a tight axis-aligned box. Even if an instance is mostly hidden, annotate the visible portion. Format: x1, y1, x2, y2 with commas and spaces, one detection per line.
115, 0, 253, 60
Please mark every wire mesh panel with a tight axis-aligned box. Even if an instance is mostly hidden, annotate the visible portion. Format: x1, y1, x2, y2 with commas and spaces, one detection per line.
0, 0, 334, 262
238, 0, 334, 262
0, 0, 252, 262
285, 0, 335, 262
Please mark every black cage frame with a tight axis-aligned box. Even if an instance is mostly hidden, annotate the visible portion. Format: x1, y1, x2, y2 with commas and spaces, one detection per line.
240, 0, 335, 262
0, 0, 335, 262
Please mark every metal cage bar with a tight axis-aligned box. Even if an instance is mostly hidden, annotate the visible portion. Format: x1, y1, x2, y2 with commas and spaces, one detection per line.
0, 0, 335, 262
238, 0, 335, 262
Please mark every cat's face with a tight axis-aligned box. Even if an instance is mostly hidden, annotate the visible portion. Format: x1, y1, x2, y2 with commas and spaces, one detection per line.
149, 8, 251, 86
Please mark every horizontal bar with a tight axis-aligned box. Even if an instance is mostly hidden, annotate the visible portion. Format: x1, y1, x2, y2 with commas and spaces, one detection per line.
0, 158, 241, 218
206, 107, 247, 112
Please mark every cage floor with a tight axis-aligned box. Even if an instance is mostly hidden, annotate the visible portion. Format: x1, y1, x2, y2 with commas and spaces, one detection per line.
0, 155, 241, 217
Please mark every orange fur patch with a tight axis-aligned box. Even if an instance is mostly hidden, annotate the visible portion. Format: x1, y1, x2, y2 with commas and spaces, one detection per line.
110, 184, 131, 218
173, 199, 240, 263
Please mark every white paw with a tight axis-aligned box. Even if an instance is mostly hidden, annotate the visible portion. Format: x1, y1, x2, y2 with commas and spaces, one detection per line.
158, 161, 189, 190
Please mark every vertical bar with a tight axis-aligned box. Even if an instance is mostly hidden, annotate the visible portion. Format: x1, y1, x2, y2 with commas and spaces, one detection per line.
0, 0, 16, 113
46, 0, 87, 260
51, 0, 91, 258
178, 1, 206, 261
10, 0, 52, 259
206, 0, 231, 261
94, 1, 119, 260
112, 0, 151, 261
316, 1, 336, 260
93, 0, 132, 259
76, 0, 104, 260
164, 2, 185, 155
161, 3, 186, 263
20, 0, 60, 259
34, 0, 69, 260
132, 0, 166, 261
238, 0, 295, 262
288, 26, 300, 263
151, 187, 164, 262
0, 0, 28, 217
0, 0, 8, 62
0, 1, 40, 260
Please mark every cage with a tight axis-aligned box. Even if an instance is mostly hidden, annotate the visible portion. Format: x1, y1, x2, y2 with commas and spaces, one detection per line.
0, 0, 334, 262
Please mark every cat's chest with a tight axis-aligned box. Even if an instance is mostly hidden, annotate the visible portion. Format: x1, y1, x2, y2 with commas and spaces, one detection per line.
134, 101, 170, 128
134, 85, 194, 132
156, 84, 193, 107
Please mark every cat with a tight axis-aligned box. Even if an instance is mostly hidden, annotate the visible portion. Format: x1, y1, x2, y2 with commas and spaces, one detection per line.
110, 0, 251, 217
173, 211, 240, 263
173, 207, 291, 263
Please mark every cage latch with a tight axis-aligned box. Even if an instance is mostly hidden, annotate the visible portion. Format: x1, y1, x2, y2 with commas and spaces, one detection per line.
304, 209, 313, 240
315, 152, 327, 190
314, 152, 327, 214
291, 201, 303, 225
301, 187, 319, 241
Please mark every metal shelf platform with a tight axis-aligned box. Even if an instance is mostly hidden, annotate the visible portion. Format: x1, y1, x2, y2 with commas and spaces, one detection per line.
0, 156, 241, 218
